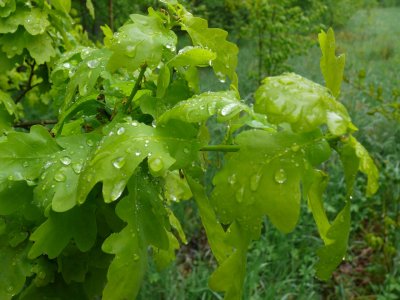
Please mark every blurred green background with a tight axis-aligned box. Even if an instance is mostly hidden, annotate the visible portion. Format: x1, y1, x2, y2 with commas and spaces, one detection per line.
71, 0, 400, 298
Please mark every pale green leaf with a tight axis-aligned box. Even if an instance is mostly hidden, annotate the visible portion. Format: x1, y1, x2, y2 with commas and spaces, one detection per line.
0, 125, 60, 183
168, 46, 216, 68
23, 8, 50, 35
86, 0, 94, 19
212, 130, 331, 234
254, 73, 353, 135
105, 13, 176, 72
50, 0, 71, 13
179, 11, 239, 87
319, 28, 345, 98
78, 120, 201, 203
0, 0, 15, 18
158, 90, 248, 124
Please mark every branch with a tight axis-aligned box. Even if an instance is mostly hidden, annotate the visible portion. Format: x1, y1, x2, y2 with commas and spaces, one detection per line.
15, 61, 39, 103
13, 119, 58, 129
125, 63, 147, 113
200, 145, 240, 152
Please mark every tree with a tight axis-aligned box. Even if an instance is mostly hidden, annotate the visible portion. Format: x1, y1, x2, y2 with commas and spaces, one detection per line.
0, 0, 378, 299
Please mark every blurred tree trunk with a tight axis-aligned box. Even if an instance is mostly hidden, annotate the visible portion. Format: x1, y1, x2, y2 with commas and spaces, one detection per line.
109, 0, 114, 31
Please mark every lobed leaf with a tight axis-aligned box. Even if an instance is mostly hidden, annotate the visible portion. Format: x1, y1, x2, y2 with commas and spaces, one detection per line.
319, 28, 345, 98
254, 73, 355, 135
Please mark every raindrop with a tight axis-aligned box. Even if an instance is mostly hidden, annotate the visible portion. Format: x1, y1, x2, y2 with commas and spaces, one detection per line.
86, 139, 94, 146
87, 59, 100, 69
117, 127, 125, 135
250, 173, 262, 191
274, 169, 287, 184
7, 286, 13, 293
133, 253, 140, 261
183, 147, 190, 154
112, 157, 126, 169
149, 157, 164, 173
23, 161, 29, 167
54, 172, 66, 182
235, 186, 244, 203
63, 62, 71, 69
291, 143, 300, 152
135, 150, 141, 157
72, 163, 83, 174
60, 156, 71, 166
131, 120, 138, 127
110, 181, 126, 201
220, 103, 238, 117
228, 173, 237, 186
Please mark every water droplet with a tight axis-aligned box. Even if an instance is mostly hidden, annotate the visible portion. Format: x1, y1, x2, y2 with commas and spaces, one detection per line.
110, 180, 126, 201
149, 157, 164, 173
44, 161, 52, 169
72, 163, 83, 174
131, 121, 138, 127
235, 186, 244, 203
228, 173, 237, 186
112, 157, 126, 169
291, 143, 300, 152
86, 139, 94, 146
54, 172, 66, 182
23, 161, 29, 167
7, 286, 13, 292
135, 150, 141, 157
117, 127, 125, 135
87, 59, 100, 69
133, 253, 140, 261
60, 156, 71, 166
220, 103, 239, 117
250, 173, 262, 191
274, 169, 287, 184
63, 62, 71, 69
183, 147, 190, 154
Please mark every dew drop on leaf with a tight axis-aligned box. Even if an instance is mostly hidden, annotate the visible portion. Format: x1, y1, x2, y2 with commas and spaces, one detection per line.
291, 143, 300, 152
72, 163, 83, 174
228, 173, 237, 186
87, 59, 100, 69
220, 103, 238, 117
235, 186, 244, 203
86, 139, 94, 146
149, 157, 163, 173
112, 157, 126, 169
63, 62, 71, 69
131, 121, 138, 127
54, 172, 66, 182
135, 150, 141, 157
183, 147, 189, 154
117, 127, 125, 135
60, 156, 71, 166
274, 169, 287, 184
133, 253, 140, 261
110, 181, 126, 201
250, 173, 262, 191
7, 286, 14, 293
23, 161, 29, 167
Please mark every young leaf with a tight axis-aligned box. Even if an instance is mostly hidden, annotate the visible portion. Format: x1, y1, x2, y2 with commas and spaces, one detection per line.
319, 28, 346, 98
254, 73, 354, 135
158, 91, 248, 124
212, 129, 331, 234
77, 120, 201, 203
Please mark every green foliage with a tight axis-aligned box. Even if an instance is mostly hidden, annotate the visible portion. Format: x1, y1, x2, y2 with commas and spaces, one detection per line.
0, 1, 379, 299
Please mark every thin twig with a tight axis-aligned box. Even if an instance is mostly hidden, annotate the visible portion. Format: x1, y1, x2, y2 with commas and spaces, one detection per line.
15, 61, 39, 103
13, 119, 58, 129
125, 63, 147, 112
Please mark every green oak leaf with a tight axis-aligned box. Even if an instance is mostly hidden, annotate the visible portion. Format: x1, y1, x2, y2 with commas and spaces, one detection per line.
33, 133, 101, 212
104, 12, 176, 72
0, 0, 15, 18
28, 204, 97, 259
158, 90, 248, 124
254, 73, 355, 135
86, 0, 94, 19
23, 8, 50, 35
0, 125, 60, 182
212, 129, 331, 234
78, 119, 201, 203
319, 28, 345, 98
0, 239, 32, 299
50, 0, 71, 13
179, 9, 239, 87
102, 171, 170, 300
167, 46, 216, 68
339, 135, 379, 196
